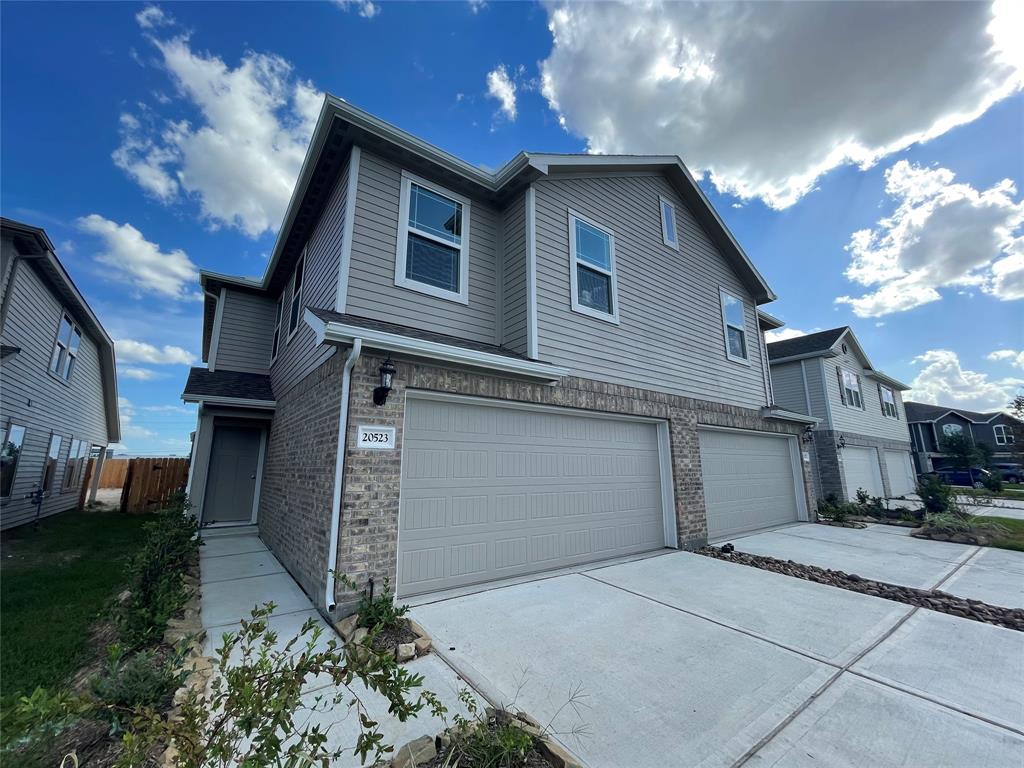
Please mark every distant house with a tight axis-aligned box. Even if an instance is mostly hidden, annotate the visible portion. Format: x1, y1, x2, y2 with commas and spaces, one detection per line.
904, 402, 1020, 473
0, 218, 120, 529
768, 327, 916, 501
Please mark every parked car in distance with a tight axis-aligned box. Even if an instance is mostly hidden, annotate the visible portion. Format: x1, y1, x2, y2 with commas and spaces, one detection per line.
920, 467, 993, 489
991, 463, 1023, 483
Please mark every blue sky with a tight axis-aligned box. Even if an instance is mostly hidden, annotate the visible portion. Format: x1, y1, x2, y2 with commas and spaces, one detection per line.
2, 1, 1022, 455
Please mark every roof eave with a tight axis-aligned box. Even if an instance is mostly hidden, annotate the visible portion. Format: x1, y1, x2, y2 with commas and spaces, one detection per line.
865, 370, 911, 391
769, 350, 839, 365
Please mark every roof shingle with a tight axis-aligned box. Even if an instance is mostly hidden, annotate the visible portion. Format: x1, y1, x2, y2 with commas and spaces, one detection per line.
766, 327, 847, 361
183, 368, 275, 402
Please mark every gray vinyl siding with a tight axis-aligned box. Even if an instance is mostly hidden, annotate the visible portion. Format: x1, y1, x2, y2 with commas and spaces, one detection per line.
769, 362, 809, 415
269, 151, 350, 397
0, 259, 109, 529
972, 415, 1018, 453
214, 289, 276, 374
929, 413, 973, 452
344, 150, 499, 345
804, 360, 828, 420
822, 345, 911, 443
500, 191, 528, 354
533, 173, 768, 408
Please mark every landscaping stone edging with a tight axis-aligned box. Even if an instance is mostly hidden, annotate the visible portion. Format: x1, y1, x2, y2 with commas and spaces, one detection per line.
334, 614, 433, 662
912, 528, 995, 546
699, 546, 1024, 632
816, 520, 867, 529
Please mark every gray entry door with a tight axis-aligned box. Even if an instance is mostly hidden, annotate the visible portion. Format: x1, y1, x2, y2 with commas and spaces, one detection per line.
203, 425, 261, 525
397, 397, 667, 597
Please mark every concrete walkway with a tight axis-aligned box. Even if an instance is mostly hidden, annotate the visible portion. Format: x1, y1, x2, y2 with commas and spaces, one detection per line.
410, 548, 1024, 768
198, 527, 475, 766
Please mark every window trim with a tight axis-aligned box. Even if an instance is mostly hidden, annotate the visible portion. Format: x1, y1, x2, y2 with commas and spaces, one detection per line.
42, 433, 63, 494
286, 249, 306, 342
659, 196, 679, 250
839, 368, 863, 409
1, 422, 26, 499
718, 288, 749, 365
995, 424, 1014, 445
568, 209, 620, 324
49, 311, 82, 383
271, 293, 284, 361
942, 422, 964, 438
394, 170, 471, 305
63, 438, 87, 492
879, 384, 899, 419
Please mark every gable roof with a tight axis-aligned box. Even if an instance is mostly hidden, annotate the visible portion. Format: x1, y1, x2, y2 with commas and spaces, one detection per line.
182, 368, 275, 404
227, 96, 776, 306
1, 217, 121, 442
766, 328, 847, 361
904, 401, 1020, 424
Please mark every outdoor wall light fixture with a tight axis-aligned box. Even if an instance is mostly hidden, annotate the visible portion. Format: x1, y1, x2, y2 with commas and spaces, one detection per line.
373, 358, 396, 406
802, 426, 814, 444
836, 433, 847, 450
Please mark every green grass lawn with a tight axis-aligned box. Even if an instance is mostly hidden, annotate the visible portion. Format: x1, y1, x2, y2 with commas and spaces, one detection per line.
975, 516, 1024, 552
0, 509, 154, 702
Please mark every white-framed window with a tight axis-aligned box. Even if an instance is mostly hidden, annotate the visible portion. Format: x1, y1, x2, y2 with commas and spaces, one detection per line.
660, 196, 678, 250
287, 250, 305, 339
42, 433, 62, 493
942, 423, 963, 437
839, 368, 863, 408
995, 424, 1015, 445
719, 290, 748, 363
271, 294, 284, 360
568, 211, 619, 323
1, 423, 26, 498
63, 439, 87, 491
50, 312, 82, 381
880, 385, 898, 419
395, 171, 471, 304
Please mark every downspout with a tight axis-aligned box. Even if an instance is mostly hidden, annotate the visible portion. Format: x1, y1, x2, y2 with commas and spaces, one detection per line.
325, 338, 362, 612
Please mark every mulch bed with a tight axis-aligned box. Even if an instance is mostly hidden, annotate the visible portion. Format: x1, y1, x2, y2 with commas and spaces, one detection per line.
369, 620, 419, 655
699, 546, 1024, 632
418, 714, 556, 768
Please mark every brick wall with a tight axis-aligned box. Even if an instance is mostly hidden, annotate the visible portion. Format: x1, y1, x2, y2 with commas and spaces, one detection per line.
329, 351, 817, 614
814, 429, 913, 501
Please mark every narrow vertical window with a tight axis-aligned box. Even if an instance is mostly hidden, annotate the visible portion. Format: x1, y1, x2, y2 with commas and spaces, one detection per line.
880, 385, 898, 418
64, 439, 85, 490
42, 434, 62, 493
660, 197, 678, 249
839, 369, 863, 409
1, 424, 26, 498
287, 251, 305, 338
569, 212, 618, 323
719, 290, 748, 362
271, 294, 284, 360
50, 313, 82, 381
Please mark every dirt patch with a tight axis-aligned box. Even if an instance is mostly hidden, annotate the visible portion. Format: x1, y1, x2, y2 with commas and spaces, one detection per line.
369, 620, 419, 655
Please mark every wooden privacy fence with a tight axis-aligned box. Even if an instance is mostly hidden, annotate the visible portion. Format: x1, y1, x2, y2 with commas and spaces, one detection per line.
98, 458, 130, 488
120, 458, 190, 514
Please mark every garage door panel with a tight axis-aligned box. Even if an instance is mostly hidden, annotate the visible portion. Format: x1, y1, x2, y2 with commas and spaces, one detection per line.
842, 447, 884, 501
699, 429, 801, 541
398, 398, 667, 596
884, 450, 915, 497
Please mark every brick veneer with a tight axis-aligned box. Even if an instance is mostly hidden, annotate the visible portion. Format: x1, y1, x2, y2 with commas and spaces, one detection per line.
328, 351, 817, 615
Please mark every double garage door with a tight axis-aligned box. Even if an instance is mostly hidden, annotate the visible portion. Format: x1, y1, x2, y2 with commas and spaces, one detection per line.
841, 447, 917, 499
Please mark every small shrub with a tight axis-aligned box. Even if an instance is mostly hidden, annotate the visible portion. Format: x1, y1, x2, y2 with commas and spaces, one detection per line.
355, 578, 409, 631
916, 474, 958, 515
983, 469, 1004, 493
817, 496, 858, 523
90, 645, 186, 722
449, 692, 535, 768
923, 512, 1008, 538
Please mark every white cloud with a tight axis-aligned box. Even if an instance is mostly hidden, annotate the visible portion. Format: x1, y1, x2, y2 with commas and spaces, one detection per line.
114, 29, 322, 238
118, 397, 156, 442
333, 0, 379, 18
835, 161, 1024, 317
468, 0, 487, 13
77, 214, 198, 300
121, 367, 159, 381
908, 349, 1024, 411
765, 328, 810, 343
57, 239, 75, 254
988, 349, 1024, 369
136, 4, 173, 29
539, 1, 1022, 208
486, 65, 517, 121
116, 339, 196, 365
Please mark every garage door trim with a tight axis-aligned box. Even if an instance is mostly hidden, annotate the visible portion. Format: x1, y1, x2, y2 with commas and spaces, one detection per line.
696, 424, 810, 525
395, 391, 678, 595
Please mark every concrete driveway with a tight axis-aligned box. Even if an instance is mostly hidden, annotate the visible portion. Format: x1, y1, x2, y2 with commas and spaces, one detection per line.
410, 547, 1024, 767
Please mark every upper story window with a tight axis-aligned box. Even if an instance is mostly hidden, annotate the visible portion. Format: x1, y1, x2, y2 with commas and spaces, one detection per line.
942, 423, 963, 438
569, 211, 619, 324
660, 197, 678, 250
271, 294, 284, 360
42, 434, 62, 493
880, 385, 898, 419
50, 313, 82, 381
395, 172, 471, 304
287, 251, 305, 339
839, 368, 863, 408
1, 423, 26, 498
995, 424, 1015, 445
719, 290, 748, 363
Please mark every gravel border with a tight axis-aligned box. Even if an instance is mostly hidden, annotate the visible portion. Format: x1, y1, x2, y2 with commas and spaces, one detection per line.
699, 546, 1024, 632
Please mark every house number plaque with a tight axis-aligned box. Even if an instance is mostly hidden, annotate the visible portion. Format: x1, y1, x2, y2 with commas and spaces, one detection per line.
357, 425, 396, 450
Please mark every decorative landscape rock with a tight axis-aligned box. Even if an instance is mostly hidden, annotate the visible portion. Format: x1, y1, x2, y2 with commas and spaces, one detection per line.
396, 642, 416, 662
699, 545, 1024, 632
912, 528, 994, 546
334, 613, 359, 641
816, 520, 866, 528
392, 735, 436, 768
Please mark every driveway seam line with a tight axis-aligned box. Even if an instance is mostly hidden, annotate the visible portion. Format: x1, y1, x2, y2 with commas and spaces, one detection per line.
199, 547, 269, 560
200, 568, 288, 586
771, 529, 975, 566
203, 605, 316, 633
928, 545, 982, 592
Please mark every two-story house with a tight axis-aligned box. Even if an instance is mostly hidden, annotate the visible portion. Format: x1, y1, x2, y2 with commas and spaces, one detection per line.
0, 218, 120, 529
905, 402, 1021, 473
182, 97, 816, 616
768, 327, 915, 501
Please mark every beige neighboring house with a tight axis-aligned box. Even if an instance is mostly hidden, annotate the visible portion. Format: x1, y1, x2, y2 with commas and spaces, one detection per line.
182, 97, 817, 617
0, 218, 120, 529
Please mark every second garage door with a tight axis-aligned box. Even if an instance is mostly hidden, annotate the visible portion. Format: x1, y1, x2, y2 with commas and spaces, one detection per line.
699, 429, 802, 541
842, 446, 884, 500
884, 450, 916, 497
397, 396, 668, 597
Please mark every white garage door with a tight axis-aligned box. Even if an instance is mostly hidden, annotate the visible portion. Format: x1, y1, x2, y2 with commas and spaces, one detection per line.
884, 450, 916, 497
842, 446, 884, 500
699, 429, 801, 541
397, 396, 668, 597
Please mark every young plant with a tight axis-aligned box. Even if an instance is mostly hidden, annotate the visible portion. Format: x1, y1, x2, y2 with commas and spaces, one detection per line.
916, 474, 958, 515
90, 645, 187, 725
354, 577, 410, 631
923, 512, 1008, 537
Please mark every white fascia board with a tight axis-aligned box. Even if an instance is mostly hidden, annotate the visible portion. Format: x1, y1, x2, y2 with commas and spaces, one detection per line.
309, 313, 568, 382
768, 350, 839, 366
864, 369, 911, 391
762, 407, 820, 425
181, 394, 277, 408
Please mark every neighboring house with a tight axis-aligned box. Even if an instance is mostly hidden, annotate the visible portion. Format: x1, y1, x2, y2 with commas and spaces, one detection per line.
182, 97, 816, 616
768, 327, 915, 501
0, 218, 120, 529
905, 402, 1021, 473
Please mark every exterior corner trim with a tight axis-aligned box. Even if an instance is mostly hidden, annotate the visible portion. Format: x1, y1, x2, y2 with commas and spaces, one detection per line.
335, 145, 362, 313
525, 184, 539, 359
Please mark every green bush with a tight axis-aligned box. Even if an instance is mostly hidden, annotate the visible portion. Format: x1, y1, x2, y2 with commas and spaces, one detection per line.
923, 512, 1008, 537
817, 494, 858, 523
983, 468, 1004, 493
117, 495, 199, 648
90, 645, 186, 720
355, 578, 409, 631
448, 692, 536, 768
916, 474, 958, 515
